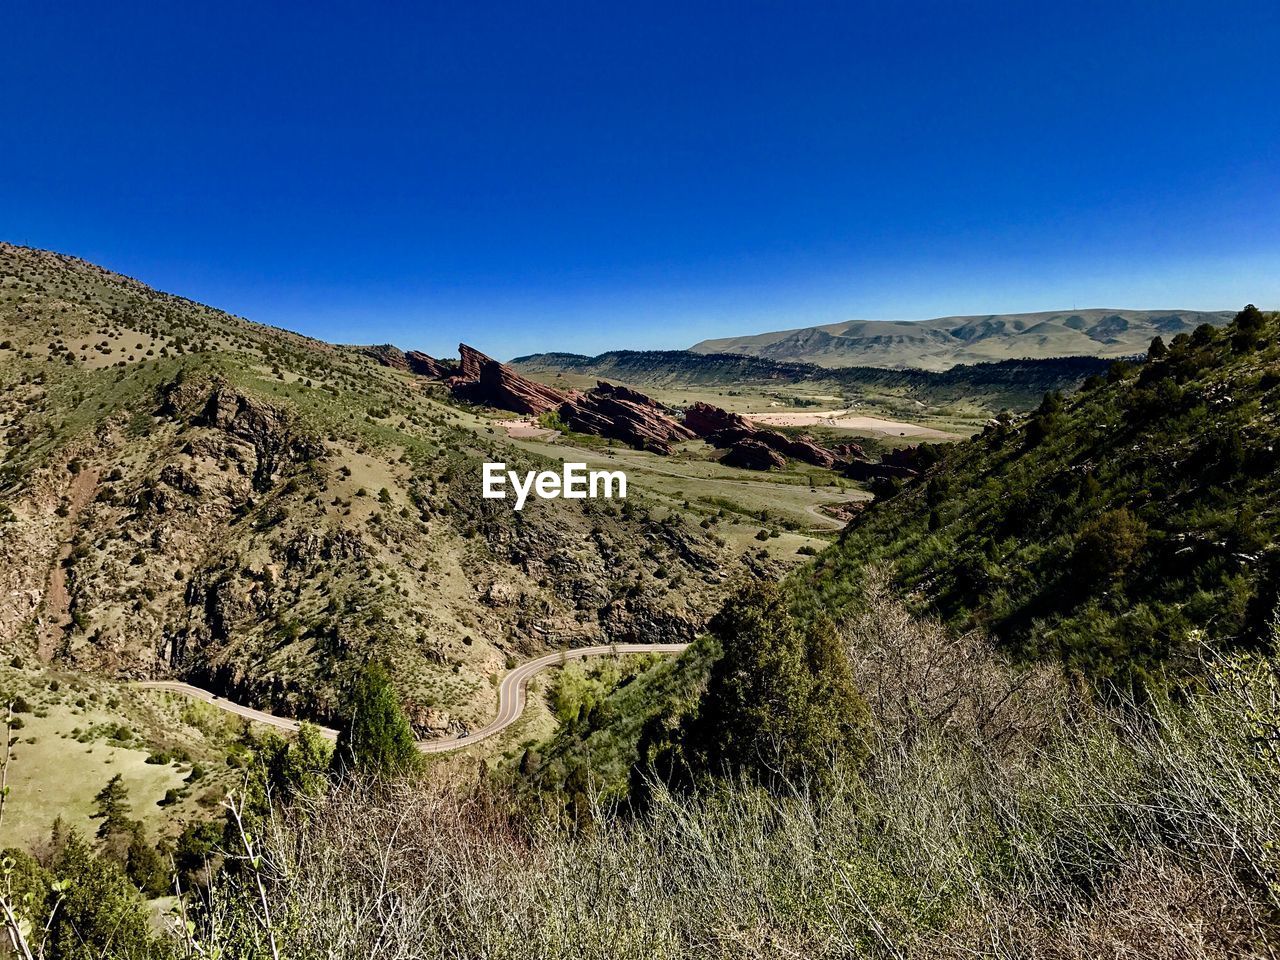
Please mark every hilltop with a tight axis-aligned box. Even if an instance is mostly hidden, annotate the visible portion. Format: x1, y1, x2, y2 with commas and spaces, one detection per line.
691, 308, 1235, 370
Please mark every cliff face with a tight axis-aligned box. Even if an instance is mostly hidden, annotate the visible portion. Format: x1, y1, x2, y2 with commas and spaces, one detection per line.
449, 344, 572, 415
558, 382, 694, 454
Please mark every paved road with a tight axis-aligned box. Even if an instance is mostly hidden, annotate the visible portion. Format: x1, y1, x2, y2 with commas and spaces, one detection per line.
134, 642, 689, 754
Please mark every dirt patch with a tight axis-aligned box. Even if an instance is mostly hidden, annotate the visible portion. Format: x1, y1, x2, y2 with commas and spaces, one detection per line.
37, 467, 99, 661
500, 418, 559, 440
744, 409, 960, 439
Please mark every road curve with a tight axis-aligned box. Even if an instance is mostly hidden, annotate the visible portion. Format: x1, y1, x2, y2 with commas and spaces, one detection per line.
133, 642, 689, 754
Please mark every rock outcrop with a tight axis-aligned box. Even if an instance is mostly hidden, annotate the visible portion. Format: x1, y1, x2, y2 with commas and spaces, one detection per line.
683, 401, 839, 469
558, 382, 694, 454
405, 350, 454, 379
365, 344, 457, 379
722, 438, 788, 470
683, 401, 754, 437
363, 344, 409, 370
445, 344, 572, 415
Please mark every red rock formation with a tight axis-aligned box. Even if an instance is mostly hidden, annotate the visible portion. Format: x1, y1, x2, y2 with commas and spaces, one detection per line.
771, 433, 836, 469
683, 402, 839, 468
683, 401, 753, 437
448, 344, 571, 415
558, 382, 694, 454
456, 343, 486, 381
363, 344, 409, 370
365, 344, 456, 380
722, 438, 788, 470
832, 442, 869, 462
405, 351, 453, 379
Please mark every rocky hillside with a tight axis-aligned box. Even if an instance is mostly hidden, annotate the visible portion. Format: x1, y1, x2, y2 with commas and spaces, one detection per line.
690, 309, 1234, 370
0, 243, 741, 735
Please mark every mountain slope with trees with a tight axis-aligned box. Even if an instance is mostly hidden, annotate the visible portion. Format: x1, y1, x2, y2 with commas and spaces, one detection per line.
807, 306, 1280, 682
0, 243, 736, 736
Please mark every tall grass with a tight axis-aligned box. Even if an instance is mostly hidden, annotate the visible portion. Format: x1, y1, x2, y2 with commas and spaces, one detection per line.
188, 589, 1280, 959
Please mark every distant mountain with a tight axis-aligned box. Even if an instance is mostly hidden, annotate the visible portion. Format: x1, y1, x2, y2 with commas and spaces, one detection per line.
690, 309, 1235, 370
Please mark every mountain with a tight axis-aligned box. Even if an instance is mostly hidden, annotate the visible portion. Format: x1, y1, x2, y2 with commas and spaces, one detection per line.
690, 309, 1236, 370
0, 243, 737, 734
806, 305, 1280, 681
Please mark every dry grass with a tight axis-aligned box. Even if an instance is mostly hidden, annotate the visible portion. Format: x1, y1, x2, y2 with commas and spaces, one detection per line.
183, 590, 1280, 959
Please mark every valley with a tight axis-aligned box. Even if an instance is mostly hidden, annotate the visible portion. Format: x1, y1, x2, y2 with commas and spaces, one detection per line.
1, 244, 1277, 958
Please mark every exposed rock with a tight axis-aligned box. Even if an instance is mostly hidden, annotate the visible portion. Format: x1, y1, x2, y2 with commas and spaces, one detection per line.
683, 401, 753, 437
832, 442, 869, 461
722, 438, 788, 470
763, 431, 837, 468
558, 381, 695, 454
842, 459, 918, 481
456, 343, 485, 381
684, 402, 839, 468
405, 351, 454, 379
159, 464, 202, 496
163, 378, 325, 491
363, 344, 408, 370
448, 344, 571, 415
365, 344, 456, 379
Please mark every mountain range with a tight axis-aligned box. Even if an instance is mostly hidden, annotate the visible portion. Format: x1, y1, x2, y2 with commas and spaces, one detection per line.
690, 309, 1235, 370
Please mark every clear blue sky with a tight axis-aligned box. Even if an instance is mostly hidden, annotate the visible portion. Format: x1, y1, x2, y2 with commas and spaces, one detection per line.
3, 1, 1278, 359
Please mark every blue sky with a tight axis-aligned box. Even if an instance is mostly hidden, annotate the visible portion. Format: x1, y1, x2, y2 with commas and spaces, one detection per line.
3, 1, 1278, 359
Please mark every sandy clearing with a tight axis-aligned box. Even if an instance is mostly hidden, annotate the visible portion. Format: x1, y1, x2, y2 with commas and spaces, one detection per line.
744, 409, 960, 439
499, 418, 559, 440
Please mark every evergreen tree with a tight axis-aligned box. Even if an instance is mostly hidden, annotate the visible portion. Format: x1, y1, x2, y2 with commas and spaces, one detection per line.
685, 582, 868, 790
334, 662, 418, 775
91, 774, 131, 841
124, 823, 169, 898
46, 831, 157, 959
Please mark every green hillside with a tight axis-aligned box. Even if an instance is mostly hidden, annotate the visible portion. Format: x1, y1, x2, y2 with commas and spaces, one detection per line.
691, 308, 1235, 370
527, 305, 1280, 800
808, 306, 1280, 682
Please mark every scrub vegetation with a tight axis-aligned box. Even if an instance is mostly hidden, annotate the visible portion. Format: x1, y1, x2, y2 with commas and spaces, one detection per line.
2, 246, 1278, 957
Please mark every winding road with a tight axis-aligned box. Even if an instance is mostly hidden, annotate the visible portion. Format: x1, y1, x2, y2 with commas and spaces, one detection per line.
134, 642, 689, 754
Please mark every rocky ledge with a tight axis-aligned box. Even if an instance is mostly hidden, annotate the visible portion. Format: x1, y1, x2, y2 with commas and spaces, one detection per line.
559, 382, 694, 454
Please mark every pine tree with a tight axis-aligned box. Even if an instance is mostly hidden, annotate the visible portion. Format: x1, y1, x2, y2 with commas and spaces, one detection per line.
334, 662, 418, 775
686, 582, 869, 790
91, 774, 131, 840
